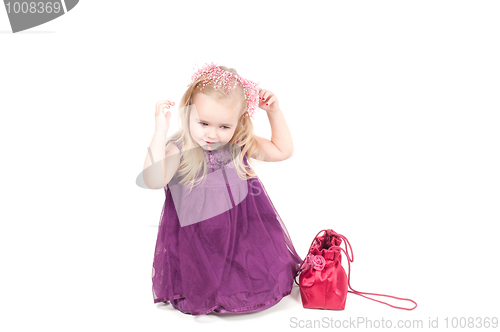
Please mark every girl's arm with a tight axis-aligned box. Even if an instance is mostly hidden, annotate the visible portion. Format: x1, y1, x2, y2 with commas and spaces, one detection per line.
142, 132, 180, 189
143, 100, 179, 189
253, 108, 294, 162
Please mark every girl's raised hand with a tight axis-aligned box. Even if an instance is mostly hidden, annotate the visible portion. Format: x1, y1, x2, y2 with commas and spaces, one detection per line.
155, 100, 175, 134
259, 88, 280, 113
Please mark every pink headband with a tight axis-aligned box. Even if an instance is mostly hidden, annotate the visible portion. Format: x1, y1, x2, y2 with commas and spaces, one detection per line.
187, 62, 261, 119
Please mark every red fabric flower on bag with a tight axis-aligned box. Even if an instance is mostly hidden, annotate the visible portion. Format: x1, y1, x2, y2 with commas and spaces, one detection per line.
311, 254, 326, 271
302, 253, 326, 271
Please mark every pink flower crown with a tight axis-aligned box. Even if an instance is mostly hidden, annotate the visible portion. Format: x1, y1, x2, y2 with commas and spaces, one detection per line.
187, 62, 261, 119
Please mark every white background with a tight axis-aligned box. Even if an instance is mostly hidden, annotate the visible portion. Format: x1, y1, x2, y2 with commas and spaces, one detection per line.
1, 1, 499, 331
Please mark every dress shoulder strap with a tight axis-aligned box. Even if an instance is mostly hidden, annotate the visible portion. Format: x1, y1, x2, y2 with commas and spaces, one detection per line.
166, 139, 182, 153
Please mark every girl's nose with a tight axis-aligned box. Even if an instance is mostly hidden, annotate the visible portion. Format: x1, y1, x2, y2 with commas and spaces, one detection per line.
207, 128, 217, 140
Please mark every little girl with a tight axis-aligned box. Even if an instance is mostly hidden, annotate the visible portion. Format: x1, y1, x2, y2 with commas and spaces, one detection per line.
143, 62, 302, 315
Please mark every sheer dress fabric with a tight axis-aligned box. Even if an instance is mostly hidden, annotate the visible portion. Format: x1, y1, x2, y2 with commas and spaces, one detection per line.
152, 140, 302, 315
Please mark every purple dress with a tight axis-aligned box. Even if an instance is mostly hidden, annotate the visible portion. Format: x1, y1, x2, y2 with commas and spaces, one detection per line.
152, 140, 302, 315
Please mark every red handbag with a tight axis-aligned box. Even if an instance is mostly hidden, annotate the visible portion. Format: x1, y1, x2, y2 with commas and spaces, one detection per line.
294, 229, 417, 310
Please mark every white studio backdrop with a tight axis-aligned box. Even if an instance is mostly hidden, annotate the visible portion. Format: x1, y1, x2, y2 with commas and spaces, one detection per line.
1, 1, 499, 331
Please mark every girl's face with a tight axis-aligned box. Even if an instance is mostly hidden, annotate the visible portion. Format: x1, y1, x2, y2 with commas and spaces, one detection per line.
189, 92, 241, 150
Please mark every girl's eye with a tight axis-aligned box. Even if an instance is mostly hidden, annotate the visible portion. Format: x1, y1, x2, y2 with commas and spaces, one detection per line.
199, 122, 230, 130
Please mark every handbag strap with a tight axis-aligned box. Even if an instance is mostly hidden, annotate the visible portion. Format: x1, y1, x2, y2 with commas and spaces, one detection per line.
294, 229, 417, 310
334, 233, 417, 310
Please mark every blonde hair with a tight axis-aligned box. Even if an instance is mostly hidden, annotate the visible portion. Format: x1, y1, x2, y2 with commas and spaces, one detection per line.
167, 65, 265, 193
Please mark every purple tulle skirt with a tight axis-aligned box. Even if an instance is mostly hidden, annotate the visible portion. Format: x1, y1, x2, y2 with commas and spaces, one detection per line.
151, 143, 302, 315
